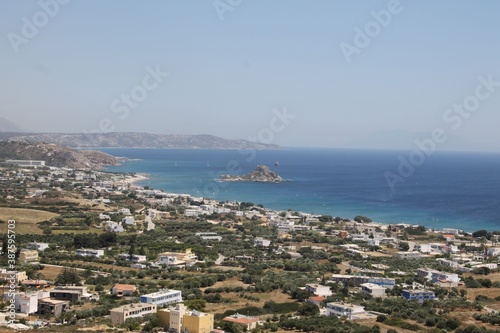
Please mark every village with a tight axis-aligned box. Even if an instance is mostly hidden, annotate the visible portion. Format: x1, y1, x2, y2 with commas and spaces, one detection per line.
1, 160, 500, 332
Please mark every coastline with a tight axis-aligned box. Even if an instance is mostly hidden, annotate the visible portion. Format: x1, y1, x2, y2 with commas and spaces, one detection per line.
123, 173, 149, 186
101, 148, 500, 233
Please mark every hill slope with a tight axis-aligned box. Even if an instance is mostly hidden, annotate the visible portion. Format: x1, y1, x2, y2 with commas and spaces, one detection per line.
0, 132, 281, 149
0, 141, 120, 169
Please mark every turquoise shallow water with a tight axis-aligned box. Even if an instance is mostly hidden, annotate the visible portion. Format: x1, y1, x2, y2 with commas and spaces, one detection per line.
101, 148, 500, 232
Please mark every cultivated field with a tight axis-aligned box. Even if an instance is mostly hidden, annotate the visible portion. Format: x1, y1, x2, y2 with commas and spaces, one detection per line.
0, 207, 58, 234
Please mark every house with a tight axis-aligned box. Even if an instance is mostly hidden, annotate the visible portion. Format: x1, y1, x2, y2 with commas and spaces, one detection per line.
75, 248, 104, 257
487, 248, 500, 257
21, 279, 50, 289
158, 303, 214, 333
305, 284, 332, 297
184, 209, 200, 217
140, 289, 182, 307
401, 290, 436, 302
158, 249, 197, 267
330, 274, 395, 289
223, 314, 261, 331
442, 228, 460, 235
0, 270, 27, 283
109, 302, 157, 325
18, 249, 39, 263
326, 302, 365, 319
254, 237, 271, 247
416, 268, 460, 285
103, 221, 125, 233
37, 298, 70, 317
360, 283, 386, 298
51, 286, 95, 302
122, 216, 135, 225
443, 234, 456, 241
195, 232, 222, 242
118, 208, 131, 215
26, 242, 49, 251
118, 254, 147, 263
396, 252, 423, 259
112, 284, 137, 297
308, 296, 326, 305
11, 291, 50, 314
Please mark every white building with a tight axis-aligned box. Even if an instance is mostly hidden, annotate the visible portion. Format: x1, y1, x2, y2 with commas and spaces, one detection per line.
76, 248, 104, 258
195, 232, 222, 242
140, 289, 182, 307
103, 221, 125, 233
184, 208, 200, 217
326, 302, 365, 319
442, 228, 460, 235
110, 302, 157, 325
26, 242, 49, 251
11, 291, 50, 314
254, 237, 271, 247
487, 248, 500, 257
305, 284, 332, 297
122, 216, 135, 225
118, 208, 131, 215
416, 268, 460, 284
118, 254, 147, 263
360, 283, 386, 298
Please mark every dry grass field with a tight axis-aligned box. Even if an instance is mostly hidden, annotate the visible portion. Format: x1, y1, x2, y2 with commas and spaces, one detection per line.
0, 207, 58, 234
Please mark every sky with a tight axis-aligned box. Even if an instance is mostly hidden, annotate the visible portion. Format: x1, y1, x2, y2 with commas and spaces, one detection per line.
1, 0, 499, 150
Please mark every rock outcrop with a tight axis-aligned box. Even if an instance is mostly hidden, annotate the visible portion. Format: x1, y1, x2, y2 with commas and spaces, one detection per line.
221, 165, 283, 183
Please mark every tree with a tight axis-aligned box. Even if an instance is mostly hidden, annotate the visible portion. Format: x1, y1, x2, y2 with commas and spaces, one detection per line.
55, 267, 81, 285
472, 229, 488, 238
354, 215, 372, 223
297, 302, 319, 316
399, 242, 410, 251
128, 244, 135, 260
291, 288, 311, 301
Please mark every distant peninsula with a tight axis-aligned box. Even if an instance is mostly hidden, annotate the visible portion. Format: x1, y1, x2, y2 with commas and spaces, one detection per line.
0, 132, 282, 150
221, 165, 284, 183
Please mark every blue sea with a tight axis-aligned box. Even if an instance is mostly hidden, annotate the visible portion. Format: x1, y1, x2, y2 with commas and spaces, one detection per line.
100, 148, 500, 232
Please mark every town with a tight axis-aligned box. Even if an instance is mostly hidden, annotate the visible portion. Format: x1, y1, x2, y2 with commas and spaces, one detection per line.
1, 159, 500, 333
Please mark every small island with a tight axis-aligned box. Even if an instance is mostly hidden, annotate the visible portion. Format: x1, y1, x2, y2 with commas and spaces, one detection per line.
221, 165, 284, 183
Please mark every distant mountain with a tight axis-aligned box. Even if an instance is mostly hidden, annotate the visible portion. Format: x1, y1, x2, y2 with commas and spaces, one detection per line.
0, 140, 120, 169
344, 129, 478, 151
0, 132, 281, 150
0, 117, 26, 132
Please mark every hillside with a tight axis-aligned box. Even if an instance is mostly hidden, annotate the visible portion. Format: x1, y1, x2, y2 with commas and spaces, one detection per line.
0, 132, 282, 149
0, 141, 120, 169
0, 117, 26, 132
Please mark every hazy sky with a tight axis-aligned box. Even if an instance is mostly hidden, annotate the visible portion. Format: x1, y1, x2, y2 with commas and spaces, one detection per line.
1, 1, 499, 150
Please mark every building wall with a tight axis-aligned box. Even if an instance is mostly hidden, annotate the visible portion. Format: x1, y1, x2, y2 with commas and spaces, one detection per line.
184, 313, 214, 333
158, 310, 171, 328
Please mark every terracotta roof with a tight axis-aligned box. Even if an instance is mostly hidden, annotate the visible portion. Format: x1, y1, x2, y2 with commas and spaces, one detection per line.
223, 317, 260, 324
112, 284, 137, 291
309, 296, 326, 301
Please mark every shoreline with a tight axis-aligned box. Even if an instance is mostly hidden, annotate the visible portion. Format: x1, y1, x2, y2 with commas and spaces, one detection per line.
101, 150, 497, 233
110, 169, 471, 234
